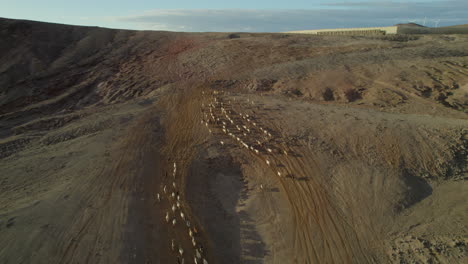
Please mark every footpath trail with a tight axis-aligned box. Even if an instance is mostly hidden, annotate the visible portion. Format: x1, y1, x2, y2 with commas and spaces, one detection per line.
198, 88, 374, 263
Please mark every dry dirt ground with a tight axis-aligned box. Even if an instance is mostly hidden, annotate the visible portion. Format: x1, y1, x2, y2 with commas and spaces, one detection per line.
0, 18, 467, 264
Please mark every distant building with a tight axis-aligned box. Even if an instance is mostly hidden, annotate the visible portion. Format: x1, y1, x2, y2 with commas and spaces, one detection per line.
286, 26, 398, 35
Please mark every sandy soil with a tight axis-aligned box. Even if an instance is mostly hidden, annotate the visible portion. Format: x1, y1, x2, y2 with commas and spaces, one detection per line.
0, 18, 467, 263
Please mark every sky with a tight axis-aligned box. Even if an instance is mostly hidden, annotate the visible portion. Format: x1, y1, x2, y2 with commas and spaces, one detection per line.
0, 0, 467, 32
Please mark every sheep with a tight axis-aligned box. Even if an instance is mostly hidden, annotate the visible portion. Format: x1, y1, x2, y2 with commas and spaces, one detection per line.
180, 212, 185, 220
208, 129, 212, 133
171, 192, 175, 199
266, 160, 271, 166
165, 212, 170, 222
156, 193, 160, 202
256, 140, 261, 145
243, 133, 247, 137
172, 218, 177, 226
254, 149, 259, 154
277, 171, 282, 177
177, 195, 180, 201
220, 141, 224, 145
267, 148, 273, 153
173, 182, 176, 188
163, 185, 167, 193
171, 239, 175, 250
179, 247, 184, 256
189, 229, 193, 237
283, 150, 288, 155
172, 205, 176, 212
177, 201, 181, 208
192, 237, 197, 247
253, 122, 257, 126
186, 221, 191, 227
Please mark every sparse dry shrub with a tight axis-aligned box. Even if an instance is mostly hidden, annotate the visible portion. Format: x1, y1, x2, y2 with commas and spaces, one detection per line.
344, 88, 362, 102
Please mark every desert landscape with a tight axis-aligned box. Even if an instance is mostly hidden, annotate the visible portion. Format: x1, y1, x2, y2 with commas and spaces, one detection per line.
0, 17, 467, 263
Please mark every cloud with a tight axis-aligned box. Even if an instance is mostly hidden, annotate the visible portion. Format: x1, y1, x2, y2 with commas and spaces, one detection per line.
110, 1, 468, 32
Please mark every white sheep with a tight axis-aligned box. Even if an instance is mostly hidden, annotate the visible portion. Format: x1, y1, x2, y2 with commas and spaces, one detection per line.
172, 205, 176, 212
177, 201, 181, 208
156, 193, 160, 202
180, 212, 185, 220
192, 237, 196, 247
266, 160, 270, 166
179, 247, 184, 256
163, 185, 167, 193
277, 171, 282, 177
165, 212, 170, 222
171, 192, 175, 199
171, 239, 175, 250
173, 182, 176, 188
189, 229, 193, 237
267, 148, 272, 153
220, 141, 224, 145
172, 218, 177, 226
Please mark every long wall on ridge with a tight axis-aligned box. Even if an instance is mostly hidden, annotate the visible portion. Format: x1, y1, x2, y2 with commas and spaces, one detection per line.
286, 26, 399, 35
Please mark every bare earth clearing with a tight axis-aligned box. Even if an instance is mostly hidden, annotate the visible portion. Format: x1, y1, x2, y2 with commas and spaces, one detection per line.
0, 18, 467, 263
